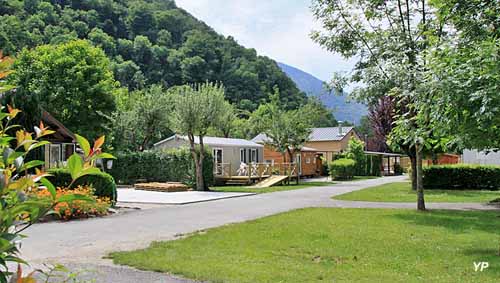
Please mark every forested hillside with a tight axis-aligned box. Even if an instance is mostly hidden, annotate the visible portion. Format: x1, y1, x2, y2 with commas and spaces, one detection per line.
0, 0, 306, 111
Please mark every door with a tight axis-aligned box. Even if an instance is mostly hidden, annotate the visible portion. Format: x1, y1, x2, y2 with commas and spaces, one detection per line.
213, 148, 223, 175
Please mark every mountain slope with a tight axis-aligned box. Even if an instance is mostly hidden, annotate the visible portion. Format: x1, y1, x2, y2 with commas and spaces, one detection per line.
0, 0, 305, 111
278, 63, 366, 124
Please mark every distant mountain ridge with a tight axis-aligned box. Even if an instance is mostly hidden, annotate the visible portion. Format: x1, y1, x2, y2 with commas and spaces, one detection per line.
278, 62, 366, 124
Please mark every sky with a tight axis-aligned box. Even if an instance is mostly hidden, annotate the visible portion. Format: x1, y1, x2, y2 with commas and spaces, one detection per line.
175, 0, 353, 82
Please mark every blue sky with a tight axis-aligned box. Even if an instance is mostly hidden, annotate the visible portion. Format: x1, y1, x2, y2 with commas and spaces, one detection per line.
175, 0, 353, 82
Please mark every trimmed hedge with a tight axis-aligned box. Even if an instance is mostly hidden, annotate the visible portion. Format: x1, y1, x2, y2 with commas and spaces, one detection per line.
329, 158, 356, 180
333, 154, 382, 177
47, 168, 117, 203
423, 164, 500, 190
106, 148, 213, 188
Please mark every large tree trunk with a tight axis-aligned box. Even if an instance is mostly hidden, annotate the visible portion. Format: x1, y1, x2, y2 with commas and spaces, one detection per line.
415, 143, 426, 211
410, 155, 417, 191
188, 134, 205, 191
198, 136, 207, 191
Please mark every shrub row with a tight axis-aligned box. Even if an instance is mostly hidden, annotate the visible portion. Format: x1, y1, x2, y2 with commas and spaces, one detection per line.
47, 168, 117, 203
423, 164, 500, 190
332, 154, 382, 177
106, 148, 214, 188
328, 158, 356, 180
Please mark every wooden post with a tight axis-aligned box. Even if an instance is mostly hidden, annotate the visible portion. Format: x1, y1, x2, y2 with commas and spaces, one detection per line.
248, 163, 251, 184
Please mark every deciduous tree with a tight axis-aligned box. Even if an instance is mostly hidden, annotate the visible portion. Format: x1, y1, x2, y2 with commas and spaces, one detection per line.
311, 0, 442, 210
6, 40, 118, 140
170, 82, 226, 191
113, 85, 172, 152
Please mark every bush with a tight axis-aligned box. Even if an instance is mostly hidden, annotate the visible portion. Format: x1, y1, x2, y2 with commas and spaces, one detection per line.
48, 168, 117, 203
319, 156, 329, 176
394, 163, 404, 175
423, 164, 500, 190
30, 185, 111, 221
329, 158, 356, 180
107, 147, 214, 188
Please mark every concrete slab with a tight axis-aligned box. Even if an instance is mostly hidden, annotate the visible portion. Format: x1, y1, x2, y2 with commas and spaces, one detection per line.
117, 189, 255, 205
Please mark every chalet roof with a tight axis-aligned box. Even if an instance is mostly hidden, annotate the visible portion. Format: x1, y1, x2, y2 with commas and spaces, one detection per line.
309, 127, 354, 141
41, 111, 75, 143
252, 127, 354, 144
301, 146, 319, 152
154, 134, 263, 148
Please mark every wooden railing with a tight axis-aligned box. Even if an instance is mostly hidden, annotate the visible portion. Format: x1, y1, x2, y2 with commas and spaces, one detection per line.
214, 162, 298, 179
214, 163, 232, 178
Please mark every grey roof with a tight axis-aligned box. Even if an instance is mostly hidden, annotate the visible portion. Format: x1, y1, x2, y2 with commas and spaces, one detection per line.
309, 127, 354, 141
154, 134, 263, 148
251, 133, 270, 144
252, 127, 354, 144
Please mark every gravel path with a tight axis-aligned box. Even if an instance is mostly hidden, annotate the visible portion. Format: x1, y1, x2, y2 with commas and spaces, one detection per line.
20, 175, 498, 282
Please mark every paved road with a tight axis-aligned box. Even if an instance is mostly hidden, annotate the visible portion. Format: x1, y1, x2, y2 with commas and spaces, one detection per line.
20, 176, 498, 282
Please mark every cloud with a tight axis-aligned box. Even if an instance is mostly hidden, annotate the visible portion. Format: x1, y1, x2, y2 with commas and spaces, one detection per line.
175, 0, 353, 82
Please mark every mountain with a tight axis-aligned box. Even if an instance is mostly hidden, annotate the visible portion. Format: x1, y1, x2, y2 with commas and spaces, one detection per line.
278, 63, 366, 124
0, 0, 305, 112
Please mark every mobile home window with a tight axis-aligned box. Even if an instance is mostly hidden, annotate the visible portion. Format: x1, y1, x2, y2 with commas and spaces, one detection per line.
240, 148, 247, 163
250, 149, 257, 163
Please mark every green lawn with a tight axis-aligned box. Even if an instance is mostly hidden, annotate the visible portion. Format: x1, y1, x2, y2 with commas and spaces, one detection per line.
211, 181, 334, 194
110, 208, 500, 283
334, 182, 500, 203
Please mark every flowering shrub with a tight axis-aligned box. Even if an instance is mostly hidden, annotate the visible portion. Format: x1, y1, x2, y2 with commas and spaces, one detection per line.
30, 186, 111, 220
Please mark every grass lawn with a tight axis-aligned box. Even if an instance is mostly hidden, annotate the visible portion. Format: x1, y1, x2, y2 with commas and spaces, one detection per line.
334, 182, 500, 203
210, 181, 334, 194
109, 208, 500, 283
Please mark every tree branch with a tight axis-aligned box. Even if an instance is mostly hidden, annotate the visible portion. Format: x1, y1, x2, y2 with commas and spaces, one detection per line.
335, 1, 391, 81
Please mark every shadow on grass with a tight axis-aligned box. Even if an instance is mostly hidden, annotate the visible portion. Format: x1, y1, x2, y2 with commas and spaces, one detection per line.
426, 190, 499, 198
391, 210, 500, 235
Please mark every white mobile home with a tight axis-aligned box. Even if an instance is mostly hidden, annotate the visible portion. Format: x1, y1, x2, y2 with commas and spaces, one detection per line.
462, 149, 500, 165
154, 134, 264, 175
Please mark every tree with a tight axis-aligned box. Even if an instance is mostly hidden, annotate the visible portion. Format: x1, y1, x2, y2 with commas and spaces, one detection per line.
6, 40, 118, 140
311, 0, 442, 210
346, 137, 366, 176
210, 101, 237, 138
425, 0, 500, 150
368, 96, 395, 153
113, 85, 172, 152
252, 88, 312, 163
301, 97, 338, 127
170, 82, 226, 191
